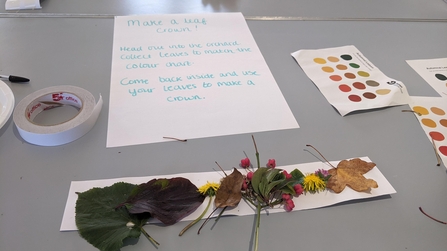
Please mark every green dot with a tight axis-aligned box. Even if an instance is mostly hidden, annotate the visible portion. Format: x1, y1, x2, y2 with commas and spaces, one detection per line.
435, 74, 447, 81
349, 63, 360, 68
340, 54, 352, 60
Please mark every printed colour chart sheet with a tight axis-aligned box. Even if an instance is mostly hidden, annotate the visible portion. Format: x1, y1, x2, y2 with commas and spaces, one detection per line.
410, 96, 447, 167
292, 45, 410, 116
407, 58, 447, 97
107, 13, 299, 147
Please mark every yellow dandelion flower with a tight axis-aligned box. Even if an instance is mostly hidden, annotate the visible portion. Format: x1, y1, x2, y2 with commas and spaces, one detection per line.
303, 173, 326, 193
198, 181, 220, 196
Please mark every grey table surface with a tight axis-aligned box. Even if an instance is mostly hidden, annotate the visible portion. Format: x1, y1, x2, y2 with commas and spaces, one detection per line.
0, 0, 447, 20
0, 10, 447, 251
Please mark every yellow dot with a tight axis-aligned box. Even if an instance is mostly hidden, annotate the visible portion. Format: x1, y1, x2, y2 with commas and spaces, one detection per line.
327, 56, 339, 62
313, 58, 326, 64
358, 71, 370, 77
322, 66, 334, 73
376, 89, 391, 95
431, 107, 446, 116
421, 118, 437, 128
413, 106, 429, 115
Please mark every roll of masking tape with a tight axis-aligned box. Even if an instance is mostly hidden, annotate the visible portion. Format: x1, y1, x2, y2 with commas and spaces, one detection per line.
13, 85, 103, 146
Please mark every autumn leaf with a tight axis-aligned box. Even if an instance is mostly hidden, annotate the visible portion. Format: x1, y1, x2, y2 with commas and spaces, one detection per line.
119, 177, 205, 225
326, 158, 378, 193
214, 168, 244, 208
75, 182, 151, 251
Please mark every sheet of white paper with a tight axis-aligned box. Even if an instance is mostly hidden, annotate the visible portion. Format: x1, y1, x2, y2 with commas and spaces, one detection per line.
409, 96, 447, 167
106, 13, 299, 147
407, 58, 447, 97
292, 45, 410, 116
60, 156, 396, 231
5, 0, 41, 10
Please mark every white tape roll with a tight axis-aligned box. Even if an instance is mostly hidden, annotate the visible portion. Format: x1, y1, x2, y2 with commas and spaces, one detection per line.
13, 85, 103, 146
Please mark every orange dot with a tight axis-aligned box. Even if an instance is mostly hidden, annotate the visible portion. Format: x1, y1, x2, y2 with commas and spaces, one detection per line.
327, 56, 339, 62
421, 118, 437, 128
431, 107, 445, 115
336, 64, 348, 70
330, 75, 342, 81
412, 106, 429, 115
344, 73, 356, 79
322, 66, 334, 73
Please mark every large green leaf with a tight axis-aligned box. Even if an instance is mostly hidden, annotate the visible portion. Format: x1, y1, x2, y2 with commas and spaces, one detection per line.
75, 182, 151, 251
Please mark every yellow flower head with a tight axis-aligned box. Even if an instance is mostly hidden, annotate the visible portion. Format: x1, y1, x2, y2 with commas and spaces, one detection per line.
198, 181, 220, 196
303, 173, 326, 193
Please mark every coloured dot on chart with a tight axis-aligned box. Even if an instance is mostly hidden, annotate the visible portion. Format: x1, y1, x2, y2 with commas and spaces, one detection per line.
430, 107, 446, 116
339, 84, 351, 92
412, 106, 429, 115
376, 89, 391, 95
344, 73, 356, 79
336, 64, 348, 70
314, 58, 326, 64
349, 63, 360, 68
440, 119, 447, 127
366, 80, 380, 87
429, 131, 445, 141
353, 82, 366, 90
348, 94, 361, 102
358, 71, 370, 77
435, 73, 447, 81
330, 75, 342, 81
439, 146, 447, 156
327, 56, 339, 62
422, 118, 437, 128
340, 54, 352, 60
322, 66, 334, 73
363, 92, 376, 99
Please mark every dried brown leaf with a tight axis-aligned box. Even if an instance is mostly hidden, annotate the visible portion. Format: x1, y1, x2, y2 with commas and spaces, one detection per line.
214, 168, 244, 208
327, 158, 378, 193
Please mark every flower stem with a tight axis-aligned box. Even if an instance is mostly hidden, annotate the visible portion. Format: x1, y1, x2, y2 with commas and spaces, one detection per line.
140, 226, 160, 246
251, 135, 260, 169
179, 196, 213, 236
254, 203, 261, 251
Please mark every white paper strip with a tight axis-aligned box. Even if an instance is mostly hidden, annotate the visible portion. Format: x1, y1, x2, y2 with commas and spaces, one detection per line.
60, 156, 396, 231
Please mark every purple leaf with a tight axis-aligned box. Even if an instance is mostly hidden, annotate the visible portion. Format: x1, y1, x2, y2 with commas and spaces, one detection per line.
120, 177, 205, 225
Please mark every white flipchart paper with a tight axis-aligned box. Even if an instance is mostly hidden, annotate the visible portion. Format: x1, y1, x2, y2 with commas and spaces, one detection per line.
107, 13, 298, 147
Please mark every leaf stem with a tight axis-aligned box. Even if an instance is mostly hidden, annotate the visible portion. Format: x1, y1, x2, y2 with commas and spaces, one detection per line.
140, 227, 160, 246
306, 144, 336, 168
419, 207, 447, 224
179, 196, 213, 236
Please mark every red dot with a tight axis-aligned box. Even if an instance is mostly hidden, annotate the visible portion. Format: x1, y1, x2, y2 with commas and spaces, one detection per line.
339, 84, 351, 92
439, 146, 447, 156
348, 94, 361, 102
429, 131, 445, 141
353, 82, 366, 90
330, 75, 342, 81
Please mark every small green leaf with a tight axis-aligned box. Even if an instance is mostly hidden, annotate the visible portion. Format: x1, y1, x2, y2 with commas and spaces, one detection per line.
264, 169, 281, 183
279, 184, 296, 195
251, 167, 269, 195
264, 179, 284, 197
75, 182, 151, 251
291, 169, 304, 184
